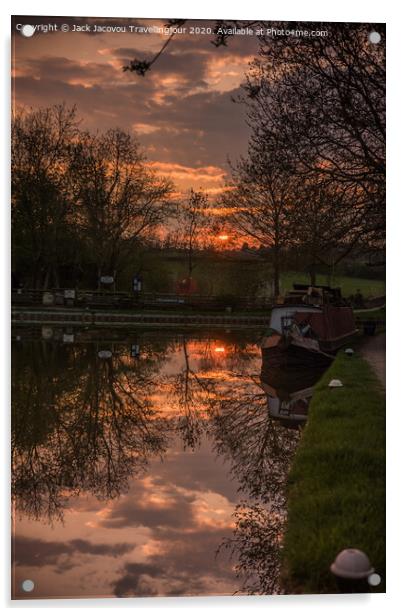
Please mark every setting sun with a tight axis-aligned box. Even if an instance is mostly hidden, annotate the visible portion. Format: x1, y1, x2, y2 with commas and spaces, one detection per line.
214, 346, 226, 353
218, 234, 229, 241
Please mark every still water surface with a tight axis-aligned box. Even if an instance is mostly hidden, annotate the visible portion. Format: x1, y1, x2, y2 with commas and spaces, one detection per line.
12, 327, 324, 599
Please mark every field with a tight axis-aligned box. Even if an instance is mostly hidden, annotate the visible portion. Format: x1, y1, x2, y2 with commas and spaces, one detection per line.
125, 253, 385, 300
280, 272, 385, 299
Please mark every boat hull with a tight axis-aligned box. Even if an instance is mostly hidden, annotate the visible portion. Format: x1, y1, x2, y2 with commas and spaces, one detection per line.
318, 330, 359, 353
260, 356, 331, 394
261, 341, 333, 371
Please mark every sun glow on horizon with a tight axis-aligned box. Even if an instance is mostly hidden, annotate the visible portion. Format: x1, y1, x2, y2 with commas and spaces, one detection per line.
214, 347, 226, 354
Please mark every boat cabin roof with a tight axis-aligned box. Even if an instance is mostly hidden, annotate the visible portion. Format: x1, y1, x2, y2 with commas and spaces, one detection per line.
292, 283, 341, 293
278, 283, 345, 306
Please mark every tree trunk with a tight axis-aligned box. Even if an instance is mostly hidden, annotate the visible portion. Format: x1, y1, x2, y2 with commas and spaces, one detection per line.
52, 263, 60, 288
309, 263, 317, 286
43, 265, 51, 290
33, 257, 42, 289
188, 243, 193, 279
273, 246, 280, 297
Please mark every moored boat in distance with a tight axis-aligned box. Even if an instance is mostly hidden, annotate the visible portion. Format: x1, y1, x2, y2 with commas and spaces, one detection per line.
261, 284, 358, 368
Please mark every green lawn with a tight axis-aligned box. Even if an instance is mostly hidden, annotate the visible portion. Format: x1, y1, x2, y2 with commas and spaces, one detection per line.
280, 272, 385, 299
354, 306, 386, 320
282, 350, 386, 594
127, 253, 385, 300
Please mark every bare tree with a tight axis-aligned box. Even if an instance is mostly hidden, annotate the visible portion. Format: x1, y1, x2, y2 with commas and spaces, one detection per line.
71, 128, 173, 288
12, 104, 79, 288
243, 24, 385, 259
127, 22, 385, 276
223, 136, 295, 296
289, 175, 368, 285
176, 189, 209, 281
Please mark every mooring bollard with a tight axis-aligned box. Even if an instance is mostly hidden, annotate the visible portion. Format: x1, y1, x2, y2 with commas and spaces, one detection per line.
330, 548, 374, 593
328, 379, 343, 388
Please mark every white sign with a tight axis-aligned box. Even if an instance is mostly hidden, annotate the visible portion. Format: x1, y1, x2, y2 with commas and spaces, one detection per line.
100, 276, 114, 284
64, 289, 76, 299
133, 277, 142, 292
98, 350, 112, 359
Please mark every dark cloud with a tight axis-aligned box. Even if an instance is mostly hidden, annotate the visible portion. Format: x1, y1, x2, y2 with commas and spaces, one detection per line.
114, 569, 206, 598
112, 524, 236, 597
12, 18, 255, 173
111, 46, 210, 85
14, 70, 250, 170
113, 562, 162, 597
98, 481, 196, 530
19, 56, 118, 84
151, 439, 240, 502
13, 434, 241, 597
138, 88, 251, 168
98, 436, 240, 531
107, 31, 257, 84
12, 535, 135, 567
101, 443, 240, 597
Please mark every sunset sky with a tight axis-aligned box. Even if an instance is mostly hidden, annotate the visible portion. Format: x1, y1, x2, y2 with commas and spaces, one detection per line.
12, 16, 260, 197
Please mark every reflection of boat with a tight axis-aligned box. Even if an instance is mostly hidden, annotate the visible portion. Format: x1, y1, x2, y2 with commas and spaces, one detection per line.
264, 391, 310, 429
261, 284, 357, 366
260, 360, 330, 429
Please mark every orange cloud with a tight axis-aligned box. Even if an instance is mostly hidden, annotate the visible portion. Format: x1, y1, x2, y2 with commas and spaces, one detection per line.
205, 54, 255, 92
148, 160, 227, 194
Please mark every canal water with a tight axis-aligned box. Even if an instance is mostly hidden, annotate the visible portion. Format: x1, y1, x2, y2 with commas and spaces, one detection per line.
11, 327, 326, 599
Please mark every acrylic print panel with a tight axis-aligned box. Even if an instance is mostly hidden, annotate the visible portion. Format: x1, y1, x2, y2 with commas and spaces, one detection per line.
11, 15, 386, 599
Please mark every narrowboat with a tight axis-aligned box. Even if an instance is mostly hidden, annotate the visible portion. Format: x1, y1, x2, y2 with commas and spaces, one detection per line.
261, 284, 357, 368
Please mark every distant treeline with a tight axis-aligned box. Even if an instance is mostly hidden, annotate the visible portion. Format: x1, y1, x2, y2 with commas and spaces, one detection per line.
12, 24, 385, 294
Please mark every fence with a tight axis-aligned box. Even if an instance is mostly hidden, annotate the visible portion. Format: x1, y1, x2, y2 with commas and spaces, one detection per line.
11, 288, 273, 312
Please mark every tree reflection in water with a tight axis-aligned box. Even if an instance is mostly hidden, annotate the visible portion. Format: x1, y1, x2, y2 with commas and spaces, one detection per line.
210, 371, 300, 594
165, 332, 300, 594
12, 330, 301, 595
171, 338, 215, 450
169, 333, 260, 451
12, 338, 170, 521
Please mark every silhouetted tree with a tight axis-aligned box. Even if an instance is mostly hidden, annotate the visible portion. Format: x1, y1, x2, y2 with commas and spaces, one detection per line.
243, 23, 385, 263
176, 189, 209, 281
12, 105, 79, 288
289, 176, 364, 285
127, 22, 385, 275
223, 134, 295, 296
71, 128, 173, 288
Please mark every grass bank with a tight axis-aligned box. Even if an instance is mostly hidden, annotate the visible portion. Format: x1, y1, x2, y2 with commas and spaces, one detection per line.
282, 350, 386, 593
280, 272, 385, 299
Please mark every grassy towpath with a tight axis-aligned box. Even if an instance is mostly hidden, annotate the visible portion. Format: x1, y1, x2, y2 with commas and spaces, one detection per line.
282, 344, 386, 593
